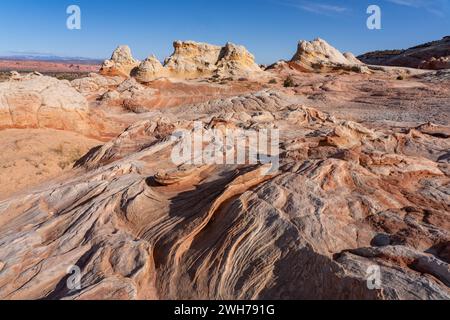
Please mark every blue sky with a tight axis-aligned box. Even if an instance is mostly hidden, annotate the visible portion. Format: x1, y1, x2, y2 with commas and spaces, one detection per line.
0, 0, 449, 64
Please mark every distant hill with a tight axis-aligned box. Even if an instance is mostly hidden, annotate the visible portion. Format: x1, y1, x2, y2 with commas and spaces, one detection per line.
0, 53, 103, 65
358, 36, 450, 70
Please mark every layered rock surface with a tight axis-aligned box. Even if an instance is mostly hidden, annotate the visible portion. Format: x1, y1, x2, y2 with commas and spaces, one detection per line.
0, 88, 448, 300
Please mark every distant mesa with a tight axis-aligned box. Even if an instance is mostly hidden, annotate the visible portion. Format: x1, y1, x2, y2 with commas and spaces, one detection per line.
100, 41, 264, 81
358, 36, 450, 70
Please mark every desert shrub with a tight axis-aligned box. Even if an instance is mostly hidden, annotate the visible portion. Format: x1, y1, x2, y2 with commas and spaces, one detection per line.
397, 75, 404, 80
311, 62, 324, 71
351, 65, 362, 73
268, 79, 277, 84
283, 76, 295, 88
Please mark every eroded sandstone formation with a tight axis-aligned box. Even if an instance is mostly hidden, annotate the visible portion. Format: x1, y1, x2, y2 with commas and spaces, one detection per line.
164, 41, 222, 78
102, 41, 264, 82
290, 38, 365, 72
100, 45, 141, 78
134, 55, 167, 83
0, 73, 90, 133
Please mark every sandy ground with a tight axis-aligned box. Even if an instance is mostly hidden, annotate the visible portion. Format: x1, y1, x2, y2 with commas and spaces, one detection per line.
0, 129, 101, 199
0, 59, 100, 73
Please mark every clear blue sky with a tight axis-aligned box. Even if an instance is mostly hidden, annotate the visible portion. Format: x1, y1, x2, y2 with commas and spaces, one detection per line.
0, 0, 449, 64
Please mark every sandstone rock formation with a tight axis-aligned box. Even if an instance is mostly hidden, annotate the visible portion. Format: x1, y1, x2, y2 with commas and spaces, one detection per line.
215, 42, 263, 77
104, 41, 264, 82
0, 87, 448, 300
133, 55, 167, 83
290, 38, 362, 72
358, 36, 450, 70
164, 41, 222, 78
0, 73, 90, 133
100, 45, 140, 77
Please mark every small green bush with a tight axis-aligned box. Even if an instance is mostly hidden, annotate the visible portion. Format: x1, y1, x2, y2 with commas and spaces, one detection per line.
283, 76, 295, 88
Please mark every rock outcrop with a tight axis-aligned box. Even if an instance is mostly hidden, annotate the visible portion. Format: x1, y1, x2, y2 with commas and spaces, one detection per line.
215, 42, 263, 77
290, 38, 362, 72
100, 45, 140, 77
291, 38, 353, 70
358, 36, 450, 70
71, 72, 124, 96
0, 73, 90, 133
164, 41, 222, 78
106, 41, 264, 82
133, 55, 167, 83
419, 56, 450, 70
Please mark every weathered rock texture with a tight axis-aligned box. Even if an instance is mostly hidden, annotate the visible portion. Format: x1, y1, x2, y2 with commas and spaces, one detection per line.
0, 73, 89, 133
0, 88, 448, 300
358, 36, 450, 70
